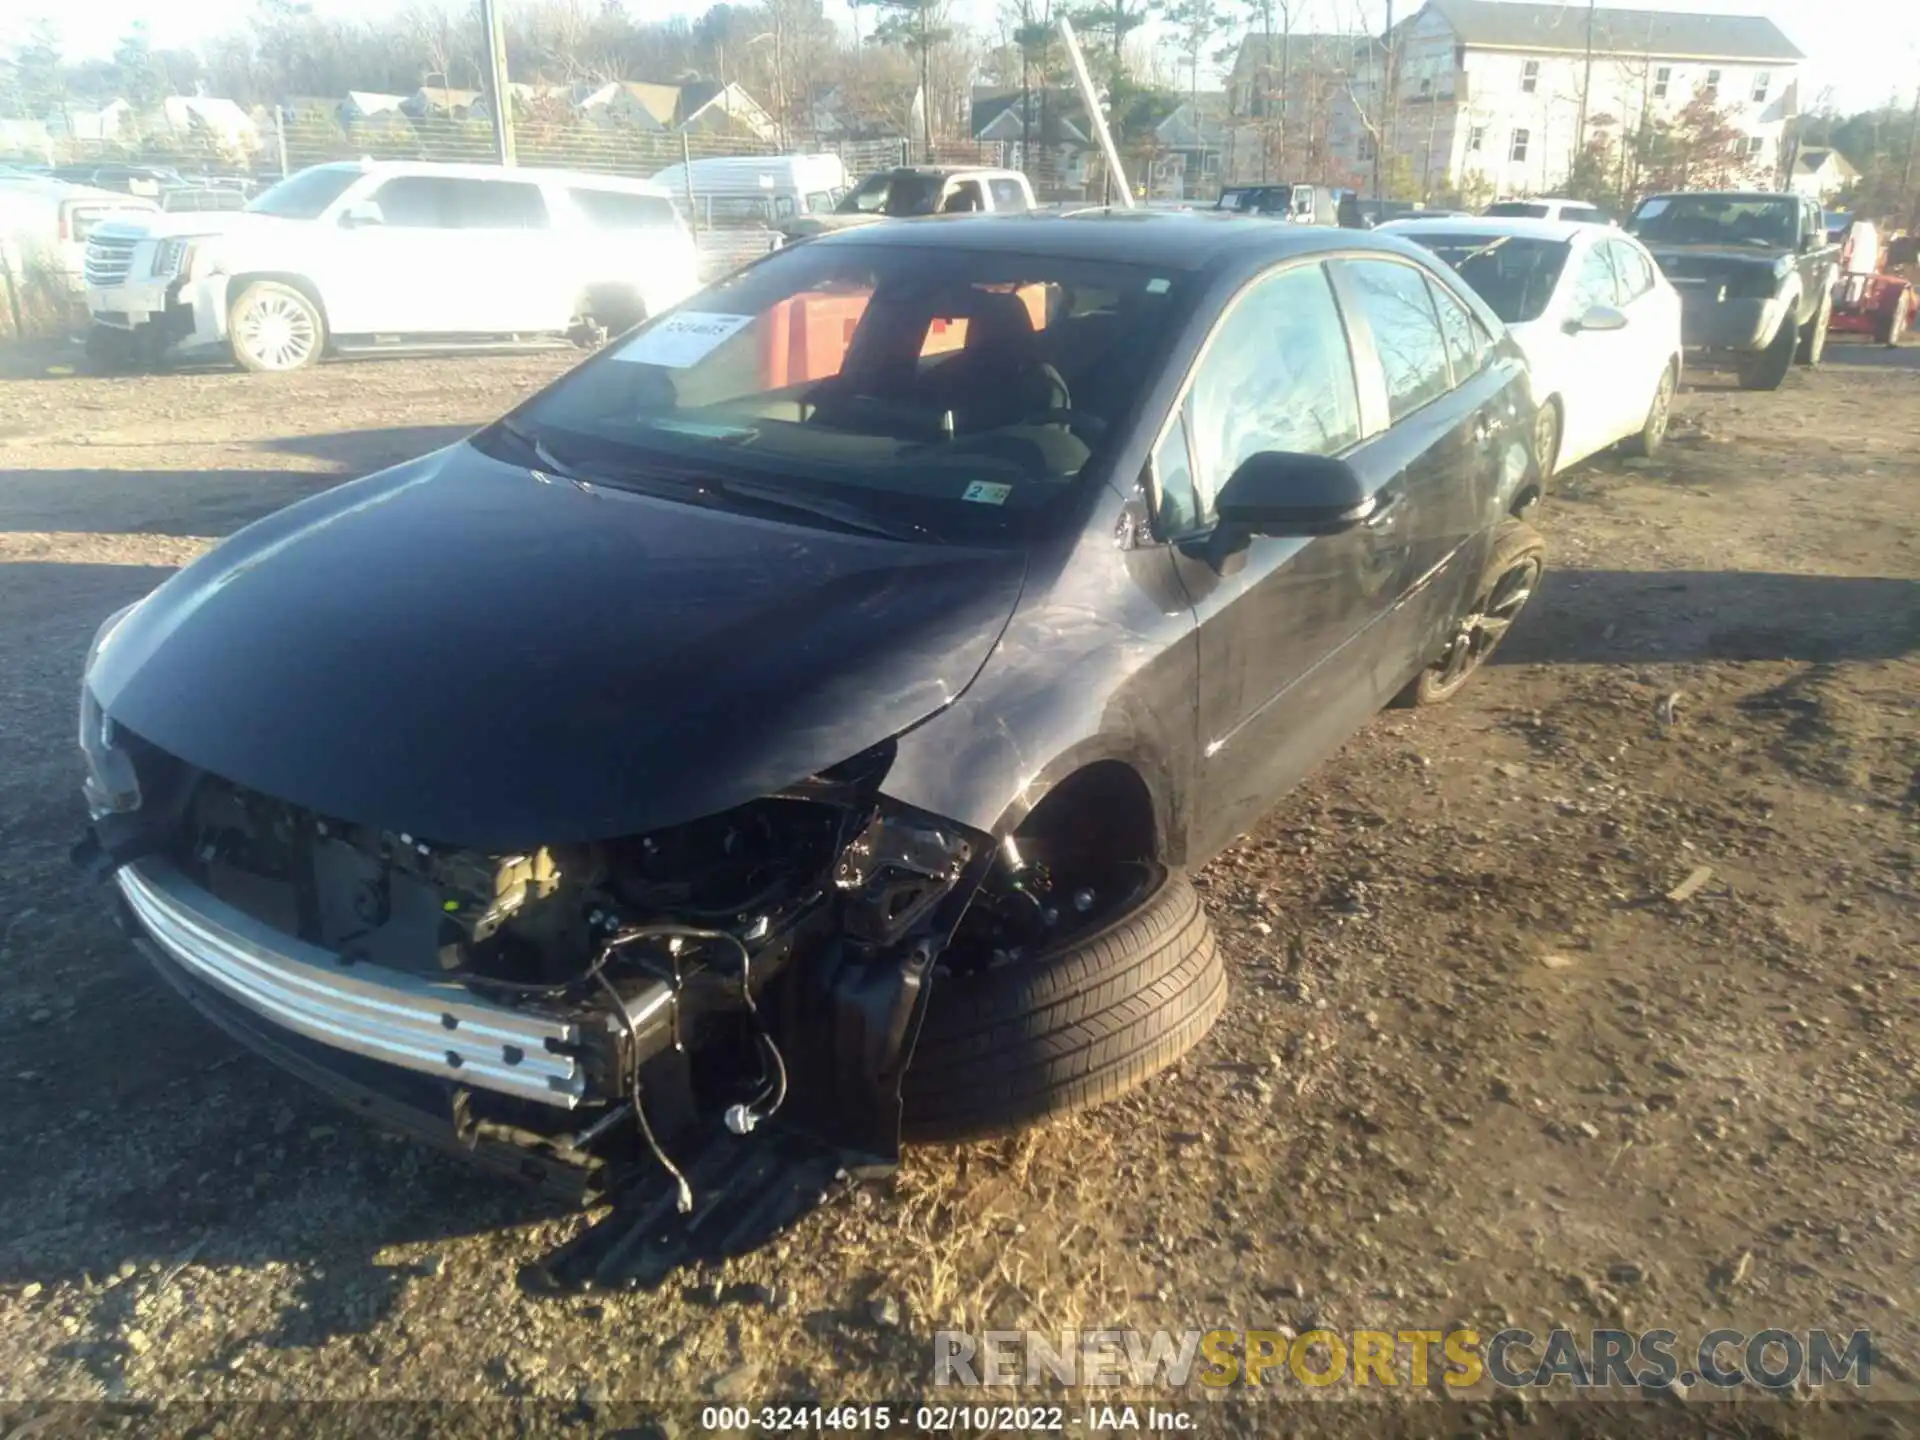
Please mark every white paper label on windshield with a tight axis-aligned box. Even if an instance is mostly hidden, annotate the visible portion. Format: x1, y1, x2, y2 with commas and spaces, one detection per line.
962, 481, 1013, 506
614, 312, 755, 367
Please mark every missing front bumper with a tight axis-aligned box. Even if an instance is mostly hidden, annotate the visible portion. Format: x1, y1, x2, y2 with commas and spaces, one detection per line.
114, 858, 590, 1108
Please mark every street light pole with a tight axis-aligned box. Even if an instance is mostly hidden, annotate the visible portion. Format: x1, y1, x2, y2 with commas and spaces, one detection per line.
1373, 0, 1392, 200
1575, 0, 1596, 158
481, 0, 515, 166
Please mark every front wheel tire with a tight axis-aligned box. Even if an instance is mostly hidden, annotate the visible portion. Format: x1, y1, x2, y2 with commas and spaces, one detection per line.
1737, 315, 1798, 390
902, 864, 1225, 1143
228, 281, 325, 373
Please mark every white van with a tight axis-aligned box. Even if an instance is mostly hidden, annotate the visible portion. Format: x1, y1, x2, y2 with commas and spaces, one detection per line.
648, 153, 849, 229
82, 161, 701, 371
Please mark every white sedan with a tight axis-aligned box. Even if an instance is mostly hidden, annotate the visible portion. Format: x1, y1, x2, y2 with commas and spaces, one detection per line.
1381, 216, 1683, 476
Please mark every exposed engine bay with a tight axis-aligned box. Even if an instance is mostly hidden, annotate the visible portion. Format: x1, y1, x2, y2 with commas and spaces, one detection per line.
79, 733, 1133, 1281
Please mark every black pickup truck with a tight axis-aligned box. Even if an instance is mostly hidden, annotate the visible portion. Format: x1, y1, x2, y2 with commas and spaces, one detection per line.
1626, 191, 1841, 390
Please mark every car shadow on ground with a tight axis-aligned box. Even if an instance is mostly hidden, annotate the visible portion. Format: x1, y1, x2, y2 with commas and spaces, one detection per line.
1822, 339, 1920, 370
1500, 568, 1920, 667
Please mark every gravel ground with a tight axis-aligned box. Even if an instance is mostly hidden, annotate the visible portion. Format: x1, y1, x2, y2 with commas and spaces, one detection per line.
0, 339, 1916, 1435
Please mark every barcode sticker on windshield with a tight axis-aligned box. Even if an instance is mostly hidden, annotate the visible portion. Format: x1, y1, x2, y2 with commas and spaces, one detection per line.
614, 312, 755, 367
962, 481, 1012, 505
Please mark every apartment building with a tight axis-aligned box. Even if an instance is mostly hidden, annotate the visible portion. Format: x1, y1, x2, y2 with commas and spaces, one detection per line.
1332, 0, 1804, 198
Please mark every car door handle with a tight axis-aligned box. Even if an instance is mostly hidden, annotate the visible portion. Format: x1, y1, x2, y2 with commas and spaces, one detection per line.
1363, 490, 1405, 528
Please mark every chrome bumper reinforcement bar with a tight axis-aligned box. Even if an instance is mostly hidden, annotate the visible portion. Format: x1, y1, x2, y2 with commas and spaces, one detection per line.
117, 859, 587, 1107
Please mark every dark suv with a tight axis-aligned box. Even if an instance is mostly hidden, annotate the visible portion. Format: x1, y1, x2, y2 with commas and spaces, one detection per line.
1628, 190, 1841, 389
76, 215, 1549, 1282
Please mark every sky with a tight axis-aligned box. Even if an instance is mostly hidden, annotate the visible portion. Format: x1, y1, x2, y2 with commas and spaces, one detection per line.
13, 0, 1919, 113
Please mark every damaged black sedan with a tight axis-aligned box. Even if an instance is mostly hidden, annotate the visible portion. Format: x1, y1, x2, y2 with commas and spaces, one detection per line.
75, 213, 1547, 1284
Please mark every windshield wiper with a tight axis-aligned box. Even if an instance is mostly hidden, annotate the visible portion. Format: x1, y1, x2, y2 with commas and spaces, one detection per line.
699, 475, 940, 544
489, 421, 943, 542
491, 415, 588, 483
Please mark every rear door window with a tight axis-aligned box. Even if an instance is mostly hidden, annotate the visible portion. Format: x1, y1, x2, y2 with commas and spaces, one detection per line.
989, 177, 1028, 211
1603, 239, 1655, 302
449, 178, 549, 229
1338, 258, 1454, 423
1427, 275, 1492, 383
568, 186, 678, 230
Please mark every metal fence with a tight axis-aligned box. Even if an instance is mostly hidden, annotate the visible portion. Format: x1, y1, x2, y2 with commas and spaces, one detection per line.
33, 111, 1010, 190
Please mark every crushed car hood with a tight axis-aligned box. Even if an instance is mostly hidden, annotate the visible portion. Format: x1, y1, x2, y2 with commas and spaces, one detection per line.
89, 445, 1026, 850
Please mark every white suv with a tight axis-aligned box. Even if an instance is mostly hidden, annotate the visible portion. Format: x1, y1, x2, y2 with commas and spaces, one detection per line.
83, 161, 701, 372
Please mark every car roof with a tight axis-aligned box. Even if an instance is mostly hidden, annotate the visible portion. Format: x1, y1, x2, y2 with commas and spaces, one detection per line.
1638, 190, 1792, 202
1491, 196, 1597, 208
1381, 215, 1601, 245
299, 159, 670, 192
802, 209, 1423, 271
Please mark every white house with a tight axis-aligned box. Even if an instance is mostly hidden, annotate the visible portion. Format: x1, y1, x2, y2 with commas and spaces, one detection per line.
1788, 146, 1859, 202
575, 80, 778, 141
49, 99, 132, 143
158, 96, 259, 155
1329, 0, 1804, 199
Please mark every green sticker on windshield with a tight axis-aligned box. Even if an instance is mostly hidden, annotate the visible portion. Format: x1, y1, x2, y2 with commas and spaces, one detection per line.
962, 481, 1013, 506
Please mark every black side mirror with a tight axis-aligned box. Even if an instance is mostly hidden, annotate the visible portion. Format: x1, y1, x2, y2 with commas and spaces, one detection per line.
1215, 452, 1376, 537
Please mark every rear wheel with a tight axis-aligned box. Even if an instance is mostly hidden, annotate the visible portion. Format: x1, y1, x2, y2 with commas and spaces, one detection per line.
902, 864, 1225, 1143
228, 281, 324, 372
1532, 399, 1560, 482
1795, 290, 1831, 366
1619, 361, 1676, 459
1736, 315, 1797, 390
1395, 517, 1545, 708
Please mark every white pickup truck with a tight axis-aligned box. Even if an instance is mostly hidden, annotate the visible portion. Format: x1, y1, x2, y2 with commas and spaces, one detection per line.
82, 160, 701, 371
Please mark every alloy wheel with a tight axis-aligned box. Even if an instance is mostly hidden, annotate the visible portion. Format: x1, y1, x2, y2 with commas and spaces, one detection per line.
1431, 551, 1543, 693
236, 291, 319, 371
1533, 405, 1559, 479
1645, 366, 1675, 449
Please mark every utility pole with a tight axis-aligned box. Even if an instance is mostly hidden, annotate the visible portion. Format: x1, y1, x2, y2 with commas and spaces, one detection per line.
1372, 0, 1392, 200
1575, 0, 1595, 157
481, 0, 515, 166
1903, 82, 1920, 229
1278, 1, 1290, 180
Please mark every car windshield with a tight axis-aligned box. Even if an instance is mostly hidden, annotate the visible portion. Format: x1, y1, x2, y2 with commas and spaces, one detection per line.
836, 171, 942, 217
247, 166, 361, 219
1628, 195, 1798, 247
485, 241, 1189, 545
1485, 202, 1550, 219
1396, 232, 1572, 323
